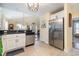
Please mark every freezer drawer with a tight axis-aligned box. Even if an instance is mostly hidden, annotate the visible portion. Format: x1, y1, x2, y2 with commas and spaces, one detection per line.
53, 30, 64, 49
49, 31, 54, 45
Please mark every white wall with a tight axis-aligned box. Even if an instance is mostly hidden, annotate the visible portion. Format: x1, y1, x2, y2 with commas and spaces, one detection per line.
40, 13, 50, 44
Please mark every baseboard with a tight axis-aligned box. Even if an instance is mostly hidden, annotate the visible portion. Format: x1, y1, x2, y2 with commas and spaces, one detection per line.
25, 43, 34, 47
64, 48, 73, 53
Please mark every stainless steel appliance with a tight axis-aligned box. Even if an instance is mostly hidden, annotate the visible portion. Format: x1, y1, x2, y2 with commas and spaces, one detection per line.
26, 35, 35, 46
26, 30, 35, 46
49, 18, 64, 50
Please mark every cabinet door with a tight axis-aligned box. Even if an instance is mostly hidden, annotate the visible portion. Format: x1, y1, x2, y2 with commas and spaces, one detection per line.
6, 38, 16, 51
16, 35, 26, 48
2, 36, 16, 51
49, 29, 54, 45
2, 37, 7, 52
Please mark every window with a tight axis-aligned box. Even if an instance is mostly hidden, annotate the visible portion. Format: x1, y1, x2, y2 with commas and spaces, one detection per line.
74, 22, 79, 33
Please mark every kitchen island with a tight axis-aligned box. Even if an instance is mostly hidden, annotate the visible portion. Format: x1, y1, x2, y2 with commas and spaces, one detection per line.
0, 30, 35, 56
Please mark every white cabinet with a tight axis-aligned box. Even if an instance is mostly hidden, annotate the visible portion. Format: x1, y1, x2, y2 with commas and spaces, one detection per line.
6, 38, 16, 51
15, 34, 25, 48
2, 33, 26, 54
50, 10, 64, 19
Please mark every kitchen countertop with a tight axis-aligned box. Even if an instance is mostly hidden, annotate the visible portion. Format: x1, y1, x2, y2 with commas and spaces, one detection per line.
0, 30, 35, 35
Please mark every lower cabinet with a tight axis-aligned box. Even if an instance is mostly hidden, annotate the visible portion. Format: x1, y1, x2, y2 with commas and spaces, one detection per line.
2, 34, 26, 55
6, 38, 16, 51
26, 35, 35, 46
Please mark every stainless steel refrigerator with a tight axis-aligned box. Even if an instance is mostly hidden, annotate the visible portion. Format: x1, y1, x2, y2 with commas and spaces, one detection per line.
49, 18, 64, 50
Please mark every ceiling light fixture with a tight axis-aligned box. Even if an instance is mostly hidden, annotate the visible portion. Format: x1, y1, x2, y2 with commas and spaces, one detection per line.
27, 3, 39, 12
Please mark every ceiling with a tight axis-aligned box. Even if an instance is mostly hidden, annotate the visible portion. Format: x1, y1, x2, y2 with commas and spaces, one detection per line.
68, 3, 79, 12
0, 3, 64, 17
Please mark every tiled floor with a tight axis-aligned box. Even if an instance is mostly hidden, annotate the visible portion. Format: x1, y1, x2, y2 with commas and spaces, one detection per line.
14, 40, 79, 56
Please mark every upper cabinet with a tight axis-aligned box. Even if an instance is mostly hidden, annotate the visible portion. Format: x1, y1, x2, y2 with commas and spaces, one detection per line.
50, 10, 64, 20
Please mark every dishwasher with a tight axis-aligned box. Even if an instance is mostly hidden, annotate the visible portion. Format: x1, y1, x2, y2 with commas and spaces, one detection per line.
26, 32, 35, 46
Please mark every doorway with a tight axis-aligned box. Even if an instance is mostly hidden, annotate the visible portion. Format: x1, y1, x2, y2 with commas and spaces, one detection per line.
72, 17, 79, 49
31, 23, 40, 41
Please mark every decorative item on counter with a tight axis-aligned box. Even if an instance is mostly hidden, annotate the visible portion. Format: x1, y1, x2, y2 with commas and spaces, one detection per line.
27, 25, 30, 30
8, 24, 14, 30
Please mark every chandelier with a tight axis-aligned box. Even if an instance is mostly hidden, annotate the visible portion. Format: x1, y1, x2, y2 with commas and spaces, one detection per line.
27, 3, 39, 12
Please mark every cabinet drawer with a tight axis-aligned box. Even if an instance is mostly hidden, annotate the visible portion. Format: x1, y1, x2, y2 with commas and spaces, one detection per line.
2, 36, 14, 39
15, 34, 25, 37
2, 35, 16, 39
2, 34, 26, 39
